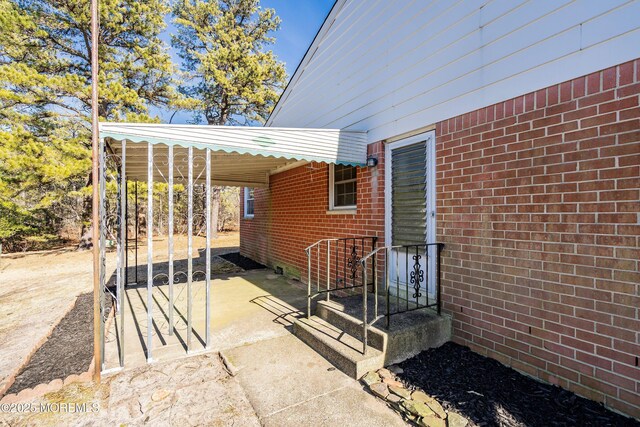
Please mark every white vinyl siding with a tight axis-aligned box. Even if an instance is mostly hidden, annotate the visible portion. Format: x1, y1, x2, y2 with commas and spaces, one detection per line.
268, 0, 640, 143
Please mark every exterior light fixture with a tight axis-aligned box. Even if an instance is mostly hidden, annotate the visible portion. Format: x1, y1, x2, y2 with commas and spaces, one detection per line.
366, 156, 378, 167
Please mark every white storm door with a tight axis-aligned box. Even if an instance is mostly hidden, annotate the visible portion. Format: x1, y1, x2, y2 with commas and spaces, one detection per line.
384, 130, 436, 304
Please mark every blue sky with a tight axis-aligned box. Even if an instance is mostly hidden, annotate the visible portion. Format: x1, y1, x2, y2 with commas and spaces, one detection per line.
154, 0, 335, 124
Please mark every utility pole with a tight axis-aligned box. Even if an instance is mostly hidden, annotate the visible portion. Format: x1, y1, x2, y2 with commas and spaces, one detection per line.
91, 0, 101, 383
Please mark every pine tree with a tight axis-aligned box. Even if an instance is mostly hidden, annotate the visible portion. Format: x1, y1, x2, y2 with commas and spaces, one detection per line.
172, 0, 287, 236
172, 0, 287, 126
0, 0, 178, 248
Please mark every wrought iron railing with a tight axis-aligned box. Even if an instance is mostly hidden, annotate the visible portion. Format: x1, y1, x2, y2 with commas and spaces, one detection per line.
304, 236, 377, 317
360, 243, 444, 331
305, 238, 444, 355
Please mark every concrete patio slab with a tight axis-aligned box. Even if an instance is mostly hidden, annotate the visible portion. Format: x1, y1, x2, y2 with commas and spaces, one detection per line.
103, 269, 309, 370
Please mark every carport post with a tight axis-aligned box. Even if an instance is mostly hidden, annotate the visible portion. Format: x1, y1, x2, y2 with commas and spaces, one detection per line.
146, 142, 154, 362
98, 137, 106, 371
187, 146, 193, 352
119, 140, 126, 368
168, 145, 174, 336
205, 148, 211, 349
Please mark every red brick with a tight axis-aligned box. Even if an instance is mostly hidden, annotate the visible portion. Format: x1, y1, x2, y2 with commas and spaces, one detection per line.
600, 119, 640, 136
576, 351, 612, 371
599, 96, 639, 114
609, 395, 640, 420
602, 67, 616, 90
618, 61, 634, 86
619, 106, 640, 120
580, 375, 618, 397
617, 82, 640, 97
587, 73, 601, 94
564, 128, 598, 142
573, 77, 586, 99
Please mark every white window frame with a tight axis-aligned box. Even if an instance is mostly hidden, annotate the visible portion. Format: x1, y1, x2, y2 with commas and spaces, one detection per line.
243, 187, 254, 218
329, 164, 357, 211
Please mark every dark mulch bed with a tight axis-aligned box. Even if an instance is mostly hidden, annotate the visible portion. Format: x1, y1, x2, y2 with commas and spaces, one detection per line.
7, 293, 94, 394
398, 342, 639, 427
219, 252, 266, 270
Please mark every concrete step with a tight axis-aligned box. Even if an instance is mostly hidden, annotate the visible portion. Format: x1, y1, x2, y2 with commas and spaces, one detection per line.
316, 300, 386, 351
318, 294, 452, 366
293, 316, 384, 379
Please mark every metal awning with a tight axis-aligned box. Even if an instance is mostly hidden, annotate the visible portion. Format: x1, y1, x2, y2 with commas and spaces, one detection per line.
100, 123, 368, 187
94, 123, 368, 368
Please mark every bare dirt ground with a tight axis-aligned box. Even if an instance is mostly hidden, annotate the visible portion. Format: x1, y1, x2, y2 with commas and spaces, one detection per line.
0, 232, 239, 396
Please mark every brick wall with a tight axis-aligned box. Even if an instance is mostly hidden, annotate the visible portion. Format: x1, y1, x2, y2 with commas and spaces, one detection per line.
240, 142, 386, 277
437, 60, 640, 418
241, 60, 639, 418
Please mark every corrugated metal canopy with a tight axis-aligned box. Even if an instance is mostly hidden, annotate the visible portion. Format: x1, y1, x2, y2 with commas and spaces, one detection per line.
100, 123, 368, 187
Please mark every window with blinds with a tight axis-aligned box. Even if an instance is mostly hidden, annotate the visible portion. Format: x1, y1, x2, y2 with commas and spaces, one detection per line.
391, 141, 427, 246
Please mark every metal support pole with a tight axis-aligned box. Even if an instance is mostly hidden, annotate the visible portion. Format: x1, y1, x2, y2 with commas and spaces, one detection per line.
373, 251, 378, 320
98, 139, 106, 371
307, 249, 311, 319
362, 265, 368, 355
168, 145, 174, 335
405, 247, 409, 311
326, 240, 330, 302
135, 181, 138, 284
125, 179, 129, 286
146, 143, 154, 362
372, 237, 378, 320
437, 243, 443, 315
425, 245, 429, 309
205, 148, 211, 349
187, 146, 193, 352
119, 140, 126, 368
396, 248, 399, 311
90, 0, 101, 383
385, 248, 390, 329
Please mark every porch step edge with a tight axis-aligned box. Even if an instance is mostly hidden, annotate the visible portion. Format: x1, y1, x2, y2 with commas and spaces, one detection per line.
293, 316, 384, 379
316, 300, 386, 351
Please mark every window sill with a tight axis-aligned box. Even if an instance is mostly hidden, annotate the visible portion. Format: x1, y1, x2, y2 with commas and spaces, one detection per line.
326, 209, 357, 215
243, 215, 254, 219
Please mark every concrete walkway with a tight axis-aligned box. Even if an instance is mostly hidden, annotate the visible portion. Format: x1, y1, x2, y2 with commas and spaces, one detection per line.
2, 268, 406, 426
222, 334, 406, 426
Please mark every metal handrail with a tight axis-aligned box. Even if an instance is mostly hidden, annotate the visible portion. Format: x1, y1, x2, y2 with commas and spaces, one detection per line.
305, 236, 378, 354
304, 238, 342, 252
359, 242, 445, 353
